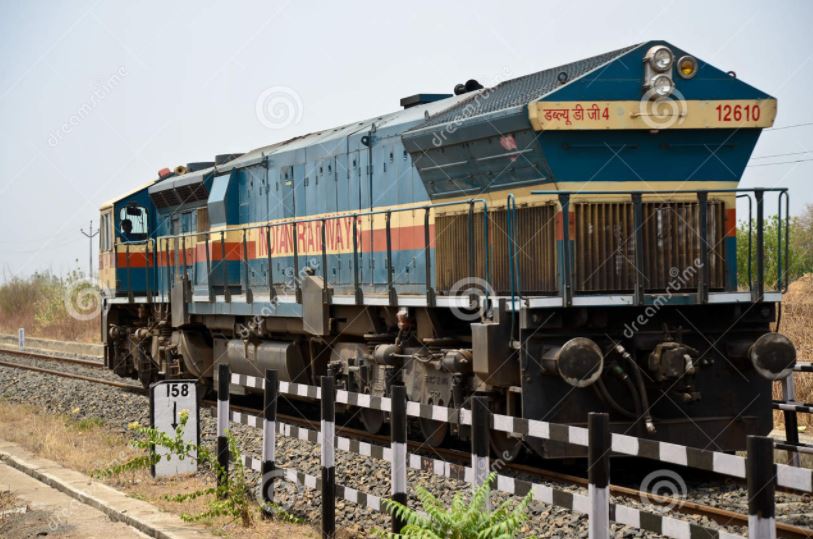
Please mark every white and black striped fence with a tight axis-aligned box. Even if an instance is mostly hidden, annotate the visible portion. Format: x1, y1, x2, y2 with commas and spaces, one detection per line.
774, 363, 813, 465
215, 370, 810, 539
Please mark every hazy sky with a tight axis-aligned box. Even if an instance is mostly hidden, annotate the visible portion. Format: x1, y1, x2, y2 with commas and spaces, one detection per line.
1, 0, 811, 280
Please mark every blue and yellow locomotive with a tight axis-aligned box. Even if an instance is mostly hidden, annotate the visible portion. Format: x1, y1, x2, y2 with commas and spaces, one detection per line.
99, 41, 795, 456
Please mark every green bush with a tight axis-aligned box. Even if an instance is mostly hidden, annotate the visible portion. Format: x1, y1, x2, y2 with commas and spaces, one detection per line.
735, 203, 813, 290
378, 472, 533, 539
99, 411, 256, 526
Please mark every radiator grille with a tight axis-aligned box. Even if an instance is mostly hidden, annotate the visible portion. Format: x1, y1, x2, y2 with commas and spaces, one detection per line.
574, 201, 726, 292
435, 204, 557, 294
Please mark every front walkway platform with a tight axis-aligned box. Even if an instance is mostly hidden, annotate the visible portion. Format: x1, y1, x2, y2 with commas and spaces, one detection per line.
0, 440, 214, 539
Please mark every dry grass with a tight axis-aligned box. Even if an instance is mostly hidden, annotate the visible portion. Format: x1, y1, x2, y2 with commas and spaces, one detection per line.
0, 401, 318, 538
0, 489, 19, 514
774, 274, 813, 429
0, 273, 99, 343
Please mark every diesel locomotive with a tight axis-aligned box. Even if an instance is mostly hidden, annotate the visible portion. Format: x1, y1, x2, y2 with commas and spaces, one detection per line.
99, 41, 796, 457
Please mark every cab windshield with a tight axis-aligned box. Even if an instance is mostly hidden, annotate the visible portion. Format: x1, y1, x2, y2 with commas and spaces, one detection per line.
120, 205, 148, 241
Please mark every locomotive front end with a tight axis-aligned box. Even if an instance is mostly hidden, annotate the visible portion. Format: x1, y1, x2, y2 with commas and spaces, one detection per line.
404, 40, 791, 456
517, 42, 792, 456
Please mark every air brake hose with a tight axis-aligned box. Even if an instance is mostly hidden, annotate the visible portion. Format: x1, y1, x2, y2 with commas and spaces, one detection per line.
611, 364, 642, 420
594, 378, 637, 419
615, 344, 656, 433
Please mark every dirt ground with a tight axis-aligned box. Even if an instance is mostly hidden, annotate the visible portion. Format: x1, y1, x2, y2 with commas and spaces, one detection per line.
0, 402, 319, 539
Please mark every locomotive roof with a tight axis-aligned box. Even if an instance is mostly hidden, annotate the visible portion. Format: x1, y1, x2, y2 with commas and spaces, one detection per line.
407, 43, 642, 132
106, 40, 771, 208
219, 92, 473, 173
225, 42, 644, 169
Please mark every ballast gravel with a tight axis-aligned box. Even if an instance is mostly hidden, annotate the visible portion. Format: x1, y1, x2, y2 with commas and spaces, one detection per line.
1, 352, 811, 538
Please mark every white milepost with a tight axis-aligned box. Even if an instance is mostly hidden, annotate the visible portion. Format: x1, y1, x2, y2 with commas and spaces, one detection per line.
18, 328, 24, 351
150, 380, 199, 478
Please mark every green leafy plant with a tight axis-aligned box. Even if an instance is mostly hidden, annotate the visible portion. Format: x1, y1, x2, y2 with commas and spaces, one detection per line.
97, 411, 199, 477
164, 433, 254, 526
97, 410, 258, 527
377, 472, 533, 539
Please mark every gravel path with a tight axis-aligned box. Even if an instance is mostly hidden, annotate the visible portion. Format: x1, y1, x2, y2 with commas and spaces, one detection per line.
1, 351, 811, 538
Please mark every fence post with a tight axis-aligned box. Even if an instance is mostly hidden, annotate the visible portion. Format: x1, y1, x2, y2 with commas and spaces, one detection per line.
471, 395, 490, 510
390, 384, 408, 533
262, 369, 279, 515
781, 375, 801, 467
754, 189, 765, 302
321, 375, 336, 539
747, 435, 776, 539
217, 364, 230, 498
588, 412, 610, 539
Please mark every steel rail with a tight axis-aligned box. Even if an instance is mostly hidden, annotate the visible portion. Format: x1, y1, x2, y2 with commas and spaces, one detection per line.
3, 352, 812, 538
216, 402, 813, 539
0, 359, 141, 391
0, 347, 103, 369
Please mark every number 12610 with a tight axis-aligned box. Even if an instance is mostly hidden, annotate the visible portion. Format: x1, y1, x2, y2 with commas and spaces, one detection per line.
715, 103, 760, 122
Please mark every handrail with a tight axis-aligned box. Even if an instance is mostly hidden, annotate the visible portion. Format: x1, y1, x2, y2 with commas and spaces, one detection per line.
157, 198, 491, 239
532, 187, 790, 301
506, 194, 522, 309
137, 197, 491, 303
736, 194, 752, 290
531, 187, 789, 195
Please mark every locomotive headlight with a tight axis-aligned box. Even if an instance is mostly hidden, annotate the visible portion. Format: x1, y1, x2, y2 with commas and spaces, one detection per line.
555, 337, 604, 388
749, 332, 796, 380
650, 75, 674, 97
677, 55, 698, 79
646, 45, 674, 73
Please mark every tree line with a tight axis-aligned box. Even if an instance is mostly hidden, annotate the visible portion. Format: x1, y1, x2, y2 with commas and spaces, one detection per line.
736, 204, 813, 289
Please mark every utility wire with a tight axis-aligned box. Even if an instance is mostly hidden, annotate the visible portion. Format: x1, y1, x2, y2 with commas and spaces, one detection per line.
765, 121, 813, 131
750, 150, 813, 160
746, 157, 813, 167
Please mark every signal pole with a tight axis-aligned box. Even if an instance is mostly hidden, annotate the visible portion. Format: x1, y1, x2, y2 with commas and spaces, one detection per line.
80, 220, 99, 281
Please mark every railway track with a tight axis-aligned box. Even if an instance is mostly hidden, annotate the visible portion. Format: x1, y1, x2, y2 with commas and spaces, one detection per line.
0, 347, 104, 369
216, 399, 813, 539
0, 358, 140, 391
2, 348, 812, 538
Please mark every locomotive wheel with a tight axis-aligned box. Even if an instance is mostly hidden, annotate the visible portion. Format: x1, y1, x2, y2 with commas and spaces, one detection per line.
360, 408, 386, 434
490, 431, 524, 462
419, 417, 448, 447
136, 347, 158, 390
138, 367, 158, 390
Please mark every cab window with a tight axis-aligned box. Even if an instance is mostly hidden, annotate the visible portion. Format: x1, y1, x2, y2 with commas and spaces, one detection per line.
99, 212, 114, 251
120, 205, 148, 241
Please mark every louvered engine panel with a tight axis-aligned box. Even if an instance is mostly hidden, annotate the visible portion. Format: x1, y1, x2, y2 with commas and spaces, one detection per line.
435, 204, 557, 295
574, 201, 726, 292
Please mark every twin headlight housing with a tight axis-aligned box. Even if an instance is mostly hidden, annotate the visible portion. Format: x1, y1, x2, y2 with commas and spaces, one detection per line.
643, 45, 697, 98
